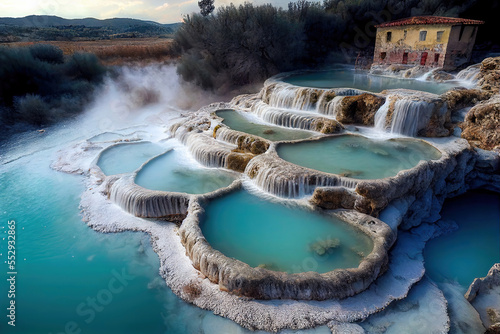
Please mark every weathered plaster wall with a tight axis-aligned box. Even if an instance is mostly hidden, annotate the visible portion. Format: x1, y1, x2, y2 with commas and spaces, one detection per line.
374, 24, 479, 69
374, 24, 452, 67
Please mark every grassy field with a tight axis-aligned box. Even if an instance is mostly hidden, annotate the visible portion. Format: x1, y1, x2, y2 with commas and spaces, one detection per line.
0, 38, 176, 65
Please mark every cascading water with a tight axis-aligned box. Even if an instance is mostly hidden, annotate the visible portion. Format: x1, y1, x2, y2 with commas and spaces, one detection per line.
266, 84, 320, 110
390, 98, 433, 136
264, 82, 364, 115
251, 101, 319, 130
415, 69, 435, 82
456, 65, 481, 84
333, 88, 366, 96
214, 126, 245, 145
374, 99, 390, 131
174, 129, 234, 168
318, 95, 344, 118
109, 175, 190, 218
374, 96, 434, 136
245, 155, 342, 198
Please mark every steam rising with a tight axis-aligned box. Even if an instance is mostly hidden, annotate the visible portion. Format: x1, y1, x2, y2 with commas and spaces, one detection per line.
84, 64, 222, 134
1, 64, 220, 164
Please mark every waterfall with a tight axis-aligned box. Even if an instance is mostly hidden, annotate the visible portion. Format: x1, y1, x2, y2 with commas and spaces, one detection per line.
109, 176, 190, 218
416, 69, 434, 82
456, 65, 480, 84
374, 96, 434, 136
334, 88, 366, 96
374, 99, 391, 131
175, 130, 234, 168
267, 85, 301, 109
339, 178, 360, 189
266, 85, 321, 110
251, 101, 317, 130
318, 96, 344, 118
263, 82, 363, 112
245, 155, 344, 198
390, 98, 434, 136
315, 90, 330, 114
214, 126, 245, 145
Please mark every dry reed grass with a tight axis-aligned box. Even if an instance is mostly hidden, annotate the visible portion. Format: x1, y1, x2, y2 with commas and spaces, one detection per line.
1, 38, 176, 65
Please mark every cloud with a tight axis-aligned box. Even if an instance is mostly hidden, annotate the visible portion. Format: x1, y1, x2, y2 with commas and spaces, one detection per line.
169, 0, 197, 8
155, 3, 170, 10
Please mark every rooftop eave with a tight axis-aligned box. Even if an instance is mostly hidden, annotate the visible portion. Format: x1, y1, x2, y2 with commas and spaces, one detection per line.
375, 16, 485, 28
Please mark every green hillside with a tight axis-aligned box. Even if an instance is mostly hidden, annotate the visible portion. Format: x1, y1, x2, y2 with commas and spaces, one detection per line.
0, 15, 181, 41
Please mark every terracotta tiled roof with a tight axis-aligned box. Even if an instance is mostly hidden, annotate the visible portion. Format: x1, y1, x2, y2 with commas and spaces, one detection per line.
375, 16, 484, 28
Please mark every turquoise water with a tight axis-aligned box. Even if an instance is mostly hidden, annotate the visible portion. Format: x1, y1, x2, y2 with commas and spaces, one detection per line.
97, 142, 166, 175
216, 109, 314, 141
282, 69, 458, 95
424, 190, 500, 287
276, 135, 442, 179
135, 149, 237, 193
201, 190, 373, 273
0, 149, 169, 333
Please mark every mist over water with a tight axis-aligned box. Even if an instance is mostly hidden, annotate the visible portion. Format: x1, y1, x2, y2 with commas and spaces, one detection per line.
1, 64, 222, 165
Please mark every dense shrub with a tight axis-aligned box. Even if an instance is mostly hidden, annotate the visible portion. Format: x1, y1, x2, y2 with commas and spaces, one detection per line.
175, 3, 304, 91
14, 94, 52, 126
0, 45, 106, 129
29, 44, 64, 64
65, 52, 106, 82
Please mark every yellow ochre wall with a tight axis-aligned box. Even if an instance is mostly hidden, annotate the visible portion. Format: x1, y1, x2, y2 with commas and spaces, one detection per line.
373, 23, 478, 70
375, 25, 452, 50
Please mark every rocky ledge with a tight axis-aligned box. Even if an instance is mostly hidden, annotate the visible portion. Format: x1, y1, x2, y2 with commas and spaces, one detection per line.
477, 57, 500, 93
461, 95, 500, 150
466, 263, 500, 333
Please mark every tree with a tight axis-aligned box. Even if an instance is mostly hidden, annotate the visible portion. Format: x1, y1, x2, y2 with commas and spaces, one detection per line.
198, 0, 215, 16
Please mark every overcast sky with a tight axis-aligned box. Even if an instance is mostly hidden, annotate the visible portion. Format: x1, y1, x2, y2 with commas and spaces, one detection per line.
0, 0, 293, 24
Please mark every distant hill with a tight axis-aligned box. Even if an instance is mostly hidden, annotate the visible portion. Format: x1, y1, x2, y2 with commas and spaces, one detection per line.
0, 15, 180, 29
0, 15, 181, 41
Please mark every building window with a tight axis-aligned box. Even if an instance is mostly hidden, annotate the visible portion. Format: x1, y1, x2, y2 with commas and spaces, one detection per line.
380, 52, 387, 60
435, 53, 440, 63
437, 31, 444, 42
402, 52, 408, 64
386, 31, 392, 42
404, 30, 407, 39
420, 31, 427, 41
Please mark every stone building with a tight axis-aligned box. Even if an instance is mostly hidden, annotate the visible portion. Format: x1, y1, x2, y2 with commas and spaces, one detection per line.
373, 16, 484, 70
